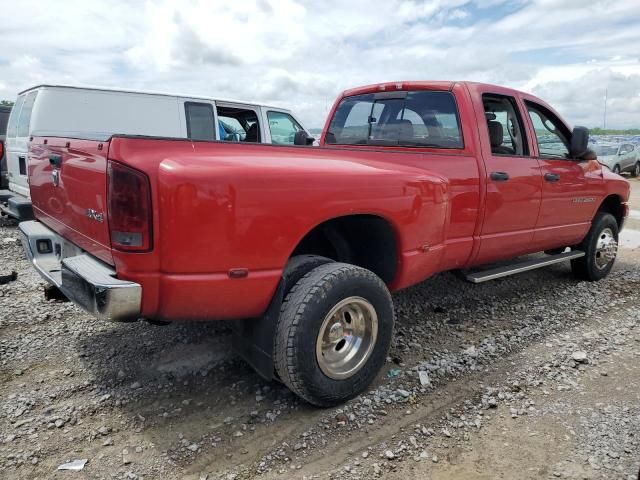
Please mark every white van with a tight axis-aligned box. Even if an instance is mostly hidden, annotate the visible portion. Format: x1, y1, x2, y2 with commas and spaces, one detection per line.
0, 85, 310, 220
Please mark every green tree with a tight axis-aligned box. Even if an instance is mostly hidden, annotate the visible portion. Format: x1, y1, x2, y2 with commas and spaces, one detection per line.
590, 127, 640, 135
0, 100, 14, 107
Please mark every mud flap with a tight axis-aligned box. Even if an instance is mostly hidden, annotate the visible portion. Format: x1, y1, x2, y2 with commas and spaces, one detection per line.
231, 280, 284, 381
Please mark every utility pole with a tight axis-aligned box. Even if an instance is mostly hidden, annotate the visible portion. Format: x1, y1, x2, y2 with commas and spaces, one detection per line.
603, 88, 608, 130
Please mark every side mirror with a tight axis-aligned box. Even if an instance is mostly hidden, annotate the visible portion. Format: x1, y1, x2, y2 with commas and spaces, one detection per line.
570, 126, 589, 159
294, 131, 315, 146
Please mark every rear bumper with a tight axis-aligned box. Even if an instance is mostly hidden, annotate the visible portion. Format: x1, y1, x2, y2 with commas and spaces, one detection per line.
19, 220, 141, 322
0, 190, 34, 221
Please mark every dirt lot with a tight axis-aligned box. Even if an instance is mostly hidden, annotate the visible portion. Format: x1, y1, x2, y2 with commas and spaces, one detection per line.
1, 179, 639, 480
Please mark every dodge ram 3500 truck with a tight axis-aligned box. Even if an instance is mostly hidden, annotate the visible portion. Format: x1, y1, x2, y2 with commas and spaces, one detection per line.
19, 81, 630, 406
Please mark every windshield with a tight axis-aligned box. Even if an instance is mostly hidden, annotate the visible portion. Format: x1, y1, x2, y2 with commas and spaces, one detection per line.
326, 91, 463, 148
592, 145, 618, 156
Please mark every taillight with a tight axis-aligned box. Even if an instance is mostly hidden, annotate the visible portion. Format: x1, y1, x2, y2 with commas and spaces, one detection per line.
107, 160, 153, 252
0, 141, 4, 159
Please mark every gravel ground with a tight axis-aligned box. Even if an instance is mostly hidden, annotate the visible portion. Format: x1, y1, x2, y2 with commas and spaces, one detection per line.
1, 179, 639, 480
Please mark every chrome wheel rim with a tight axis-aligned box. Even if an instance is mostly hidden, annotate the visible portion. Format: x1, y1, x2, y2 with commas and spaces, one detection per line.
315, 296, 378, 380
595, 227, 617, 269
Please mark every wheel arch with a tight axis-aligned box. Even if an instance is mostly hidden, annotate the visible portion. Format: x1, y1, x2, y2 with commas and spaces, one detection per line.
287, 213, 401, 285
596, 194, 626, 228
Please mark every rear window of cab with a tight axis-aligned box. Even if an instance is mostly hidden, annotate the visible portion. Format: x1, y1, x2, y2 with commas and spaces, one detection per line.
326, 90, 463, 149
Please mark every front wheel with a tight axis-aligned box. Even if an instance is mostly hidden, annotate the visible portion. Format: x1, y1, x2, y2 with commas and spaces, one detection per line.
274, 263, 394, 407
571, 212, 619, 281
632, 162, 640, 178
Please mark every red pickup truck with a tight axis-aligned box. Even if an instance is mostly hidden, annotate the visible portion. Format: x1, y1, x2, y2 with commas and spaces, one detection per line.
19, 81, 630, 406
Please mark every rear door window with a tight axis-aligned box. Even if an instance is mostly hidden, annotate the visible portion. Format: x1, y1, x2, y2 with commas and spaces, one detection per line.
327, 91, 463, 148
185, 102, 216, 141
7, 95, 24, 138
267, 111, 304, 145
17, 91, 37, 137
482, 94, 529, 156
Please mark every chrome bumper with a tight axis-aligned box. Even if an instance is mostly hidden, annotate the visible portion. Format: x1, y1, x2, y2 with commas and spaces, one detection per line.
19, 220, 141, 322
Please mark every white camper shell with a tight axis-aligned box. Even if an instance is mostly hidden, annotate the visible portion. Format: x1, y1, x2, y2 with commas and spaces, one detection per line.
0, 85, 309, 220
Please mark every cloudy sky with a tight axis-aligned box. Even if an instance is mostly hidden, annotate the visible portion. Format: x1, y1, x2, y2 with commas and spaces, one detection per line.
1, 0, 639, 128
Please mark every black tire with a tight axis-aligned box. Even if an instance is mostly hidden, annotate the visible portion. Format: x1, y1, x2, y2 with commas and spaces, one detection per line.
571, 212, 618, 281
613, 164, 621, 175
282, 255, 333, 296
632, 162, 640, 178
274, 263, 394, 407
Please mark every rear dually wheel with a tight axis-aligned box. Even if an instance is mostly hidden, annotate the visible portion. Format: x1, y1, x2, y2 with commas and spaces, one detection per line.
274, 263, 394, 407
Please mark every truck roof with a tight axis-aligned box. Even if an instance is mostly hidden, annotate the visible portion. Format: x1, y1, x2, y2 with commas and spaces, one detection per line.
340, 80, 532, 98
18, 84, 292, 112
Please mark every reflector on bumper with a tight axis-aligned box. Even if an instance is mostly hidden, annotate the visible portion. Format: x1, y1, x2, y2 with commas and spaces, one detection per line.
19, 220, 141, 322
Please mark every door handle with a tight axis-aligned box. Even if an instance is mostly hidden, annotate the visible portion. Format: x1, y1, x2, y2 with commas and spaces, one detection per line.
490, 171, 510, 181
49, 154, 62, 168
544, 173, 560, 182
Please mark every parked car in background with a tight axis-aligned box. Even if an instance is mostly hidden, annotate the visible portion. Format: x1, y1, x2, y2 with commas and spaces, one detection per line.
592, 142, 639, 177
19, 80, 629, 406
0, 85, 309, 220
0, 105, 11, 189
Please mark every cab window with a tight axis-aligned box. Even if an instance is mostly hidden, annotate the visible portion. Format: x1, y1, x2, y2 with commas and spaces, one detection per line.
525, 101, 570, 159
267, 111, 304, 145
482, 94, 528, 156
326, 91, 463, 148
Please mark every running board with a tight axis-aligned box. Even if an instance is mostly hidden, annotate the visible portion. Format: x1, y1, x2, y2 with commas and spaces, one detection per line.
465, 251, 585, 284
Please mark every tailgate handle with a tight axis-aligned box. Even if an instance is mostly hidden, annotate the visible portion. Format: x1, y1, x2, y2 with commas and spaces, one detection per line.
49, 154, 62, 168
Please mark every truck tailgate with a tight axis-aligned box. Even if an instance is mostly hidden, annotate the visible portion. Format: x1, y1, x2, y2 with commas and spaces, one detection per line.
29, 137, 113, 265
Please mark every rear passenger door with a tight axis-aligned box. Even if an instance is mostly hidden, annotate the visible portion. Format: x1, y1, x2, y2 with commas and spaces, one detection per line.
620, 144, 636, 171
475, 93, 542, 265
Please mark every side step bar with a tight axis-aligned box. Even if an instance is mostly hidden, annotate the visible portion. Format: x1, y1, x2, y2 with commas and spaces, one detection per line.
466, 251, 585, 284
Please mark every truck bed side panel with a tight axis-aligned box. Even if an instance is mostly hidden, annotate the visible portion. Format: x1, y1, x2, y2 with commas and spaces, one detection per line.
107, 137, 454, 320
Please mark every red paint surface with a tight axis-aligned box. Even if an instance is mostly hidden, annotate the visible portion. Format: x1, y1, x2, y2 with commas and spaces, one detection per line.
28, 81, 630, 322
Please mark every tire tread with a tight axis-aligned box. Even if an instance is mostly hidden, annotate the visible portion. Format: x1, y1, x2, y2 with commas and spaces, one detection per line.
273, 263, 392, 406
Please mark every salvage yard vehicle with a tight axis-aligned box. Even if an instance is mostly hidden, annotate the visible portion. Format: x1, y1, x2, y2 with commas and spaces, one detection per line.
19, 81, 630, 406
591, 142, 640, 177
0, 85, 309, 220
0, 104, 11, 189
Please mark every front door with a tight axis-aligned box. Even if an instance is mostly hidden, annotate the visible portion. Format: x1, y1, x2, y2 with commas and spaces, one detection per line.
524, 100, 602, 251
474, 93, 542, 265
619, 144, 637, 172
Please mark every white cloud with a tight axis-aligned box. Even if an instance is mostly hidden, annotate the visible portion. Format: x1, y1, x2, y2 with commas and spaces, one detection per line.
0, 0, 638, 128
